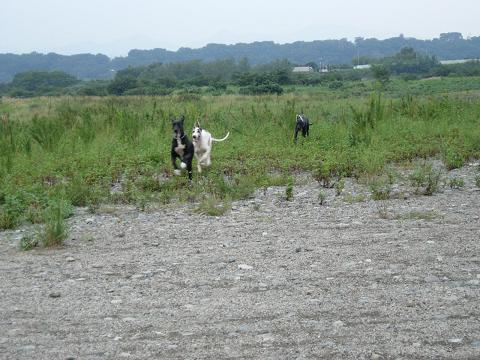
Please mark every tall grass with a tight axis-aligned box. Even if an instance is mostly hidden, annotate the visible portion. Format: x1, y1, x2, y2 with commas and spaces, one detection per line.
0, 88, 479, 229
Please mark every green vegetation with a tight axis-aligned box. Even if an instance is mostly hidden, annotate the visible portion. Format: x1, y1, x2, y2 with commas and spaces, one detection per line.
448, 177, 465, 189
318, 190, 327, 205
38, 200, 70, 247
0, 84, 479, 229
409, 163, 442, 196
3, 47, 480, 98
285, 180, 294, 201
1, 32, 479, 84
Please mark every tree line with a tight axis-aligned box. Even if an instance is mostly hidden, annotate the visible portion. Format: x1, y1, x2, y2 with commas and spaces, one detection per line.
1, 48, 480, 97
1, 33, 480, 83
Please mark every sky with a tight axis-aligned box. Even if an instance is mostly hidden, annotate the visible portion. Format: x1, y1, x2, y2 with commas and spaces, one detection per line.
1, 0, 479, 57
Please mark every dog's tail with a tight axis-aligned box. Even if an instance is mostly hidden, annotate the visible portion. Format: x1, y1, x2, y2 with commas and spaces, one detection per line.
212, 132, 230, 142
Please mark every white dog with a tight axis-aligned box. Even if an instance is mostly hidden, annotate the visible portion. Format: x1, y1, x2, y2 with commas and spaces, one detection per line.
191, 121, 230, 173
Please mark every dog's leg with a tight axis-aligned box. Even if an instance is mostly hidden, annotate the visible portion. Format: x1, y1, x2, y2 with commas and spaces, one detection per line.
294, 127, 299, 144
205, 150, 212, 166
187, 160, 193, 181
171, 152, 181, 176
198, 151, 211, 166
194, 152, 202, 173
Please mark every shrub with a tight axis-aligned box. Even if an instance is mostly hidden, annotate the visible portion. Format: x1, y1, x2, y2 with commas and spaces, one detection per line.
334, 179, 345, 196
20, 235, 38, 251
0, 195, 25, 230
195, 197, 231, 216
39, 200, 69, 247
285, 181, 294, 201
409, 163, 441, 195
369, 177, 392, 200
448, 177, 465, 189
318, 190, 327, 205
443, 148, 465, 170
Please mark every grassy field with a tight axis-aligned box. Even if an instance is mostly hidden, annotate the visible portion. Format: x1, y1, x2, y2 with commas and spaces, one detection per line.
1, 77, 480, 230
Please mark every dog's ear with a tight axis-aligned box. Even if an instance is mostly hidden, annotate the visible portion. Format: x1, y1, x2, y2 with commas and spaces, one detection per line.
195, 120, 201, 128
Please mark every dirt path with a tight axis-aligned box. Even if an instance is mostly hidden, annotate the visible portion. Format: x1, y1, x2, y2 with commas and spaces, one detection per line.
1, 164, 480, 359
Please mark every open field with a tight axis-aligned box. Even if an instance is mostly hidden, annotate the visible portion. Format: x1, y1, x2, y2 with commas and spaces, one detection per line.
1, 79, 480, 358
1, 79, 480, 230
0, 161, 479, 359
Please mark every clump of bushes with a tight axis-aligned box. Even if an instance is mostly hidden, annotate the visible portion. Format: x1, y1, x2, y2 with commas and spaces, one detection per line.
409, 163, 441, 195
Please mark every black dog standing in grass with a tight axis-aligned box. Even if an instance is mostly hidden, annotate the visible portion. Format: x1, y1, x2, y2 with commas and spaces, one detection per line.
294, 113, 310, 144
171, 116, 194, 181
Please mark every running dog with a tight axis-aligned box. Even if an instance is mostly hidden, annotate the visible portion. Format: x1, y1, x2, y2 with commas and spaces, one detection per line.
294, 113, 310, 144
171, 116, 194, 181
191, 121, 230, 173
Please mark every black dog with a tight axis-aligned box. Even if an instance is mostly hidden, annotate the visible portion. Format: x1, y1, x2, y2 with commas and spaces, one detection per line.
294, 113, 310, 144
171, 116, 194, 181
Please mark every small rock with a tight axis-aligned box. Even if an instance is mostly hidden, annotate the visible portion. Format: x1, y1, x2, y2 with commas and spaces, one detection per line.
111, 299, 122, 304
237, 324, 250, 333
122, 317, 135, 322
370, 353, 382, 360
116, 232, 125, 238
468, 279, 480, 286
295, 247, 302, 253
424, 275, 439, 283
333, 320, 344, 328
238, 264, 253, 270
113, 336, 122, 341
19, 345, 36, 352
471, 340, 480, 349
49, 292, 61, 298
65, 257, 75, 262
85, 218, 95, 224
262, 232, 268, 236
228, 257, 236, 263
448, 338, 463, 344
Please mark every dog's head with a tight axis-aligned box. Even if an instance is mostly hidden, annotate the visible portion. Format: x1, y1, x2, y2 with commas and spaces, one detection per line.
296, 114, 305, 125
192, 120, 202, 141
172, 115, 185, 138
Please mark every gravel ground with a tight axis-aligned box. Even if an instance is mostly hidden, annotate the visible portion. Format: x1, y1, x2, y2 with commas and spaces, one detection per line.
1, 162, 479, 359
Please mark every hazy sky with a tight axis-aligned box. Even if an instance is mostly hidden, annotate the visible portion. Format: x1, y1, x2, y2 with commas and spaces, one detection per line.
2, 0, 478, 57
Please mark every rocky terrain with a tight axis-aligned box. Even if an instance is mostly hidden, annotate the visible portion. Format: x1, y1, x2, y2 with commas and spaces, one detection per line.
1, 162, 479, 359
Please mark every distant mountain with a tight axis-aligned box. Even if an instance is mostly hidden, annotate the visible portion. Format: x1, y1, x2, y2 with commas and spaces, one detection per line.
1, 33, 479, 83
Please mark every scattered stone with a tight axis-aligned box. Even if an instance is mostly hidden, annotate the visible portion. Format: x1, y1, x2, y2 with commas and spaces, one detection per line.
111, 299, 122, 305
85, 218, 95, 224
19, 345, 36, 352
228, 257, 236, 263
333, 320, 344, 328
237, 324, 250, 333
116, 232, 125, 238
65, 257, 76, 262
424, 275, 439, 283
238, 264, 253, 270
49, 292, 61, 298
471, 340, 480, 349
448, 338, 463, 344
295, 247, 302, 253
